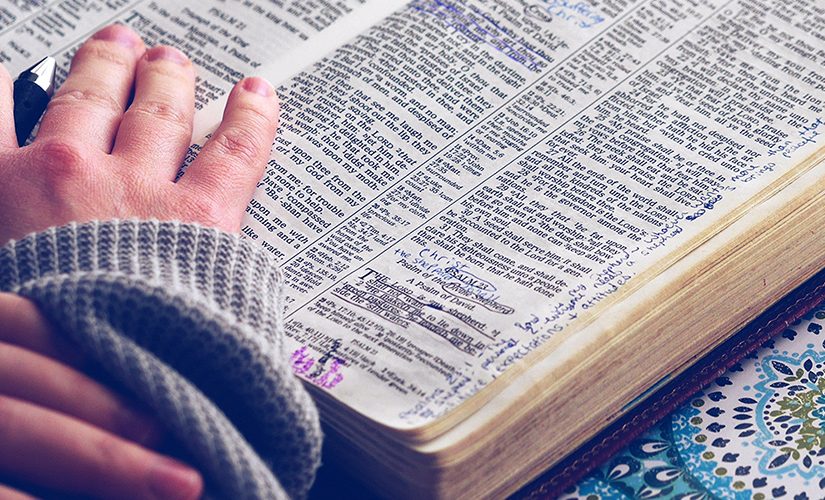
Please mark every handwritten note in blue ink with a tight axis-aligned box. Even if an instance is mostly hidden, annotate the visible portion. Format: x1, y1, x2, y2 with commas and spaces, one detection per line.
767, 117, 823, 159
397, 246, 502, 302
411, 0, 554, 71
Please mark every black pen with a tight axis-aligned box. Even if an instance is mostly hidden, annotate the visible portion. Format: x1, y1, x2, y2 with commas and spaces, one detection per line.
13, 56, 56, 146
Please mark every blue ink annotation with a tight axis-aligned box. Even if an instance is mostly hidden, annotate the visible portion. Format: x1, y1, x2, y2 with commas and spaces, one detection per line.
395, 246, 512, 311
535, 0, 605, 29
767, 117, 823, 160
411, 0, 555, 71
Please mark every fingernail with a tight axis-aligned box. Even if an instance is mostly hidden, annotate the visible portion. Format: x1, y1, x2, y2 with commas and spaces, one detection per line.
93, 24, 141, 48
243, 77, 274, 97
146, 46, 189, 65
148, 457, 202, 500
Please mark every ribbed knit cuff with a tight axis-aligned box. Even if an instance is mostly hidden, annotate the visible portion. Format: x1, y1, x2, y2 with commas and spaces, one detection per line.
0, 220, 322, 499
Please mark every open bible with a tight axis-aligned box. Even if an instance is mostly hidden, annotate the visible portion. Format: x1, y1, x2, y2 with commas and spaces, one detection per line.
5, 0, 823, 496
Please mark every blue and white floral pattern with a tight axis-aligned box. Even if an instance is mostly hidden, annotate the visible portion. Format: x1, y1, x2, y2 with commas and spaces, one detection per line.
564, 305, 825, 499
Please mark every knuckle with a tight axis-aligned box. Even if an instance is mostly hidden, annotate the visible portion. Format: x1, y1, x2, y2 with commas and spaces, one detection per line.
183, 193, 228, 228
49, 87, 123, 115
31, 140, 90, 180
74, 42, 134, 70
92, 432, 124, 471
127, 99, 191, 131
213, 126, 261, 165
235, 102, 275, 129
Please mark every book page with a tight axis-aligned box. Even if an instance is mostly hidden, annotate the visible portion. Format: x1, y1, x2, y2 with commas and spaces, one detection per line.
236, 0, 825, 428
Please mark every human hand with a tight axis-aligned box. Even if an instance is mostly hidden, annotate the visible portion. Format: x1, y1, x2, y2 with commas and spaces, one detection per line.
0, 22, 280, 498
0, 292, 203, 499
0, 23, 279, 246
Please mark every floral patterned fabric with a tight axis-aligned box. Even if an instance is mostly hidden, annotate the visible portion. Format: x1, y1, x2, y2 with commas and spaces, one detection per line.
565, 303, 825, 499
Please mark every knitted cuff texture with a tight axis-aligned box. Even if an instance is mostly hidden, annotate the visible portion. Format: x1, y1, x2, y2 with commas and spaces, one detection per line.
0, 220, 322, 499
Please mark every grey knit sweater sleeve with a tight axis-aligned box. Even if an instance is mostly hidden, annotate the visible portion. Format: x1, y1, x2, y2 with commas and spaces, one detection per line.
0, 220, 322, 499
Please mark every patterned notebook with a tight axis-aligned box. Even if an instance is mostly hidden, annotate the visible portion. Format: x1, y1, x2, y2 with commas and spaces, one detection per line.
567, 303, 825, 498
519, 268, 825, 499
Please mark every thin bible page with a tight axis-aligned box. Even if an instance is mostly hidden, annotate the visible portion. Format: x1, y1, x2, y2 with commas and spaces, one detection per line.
240, 0, 825, 428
